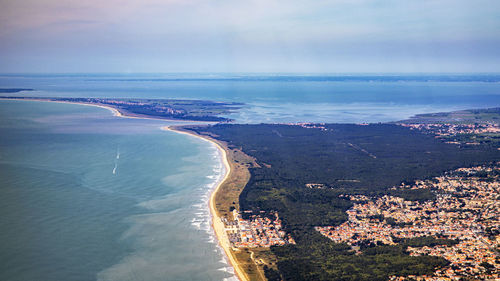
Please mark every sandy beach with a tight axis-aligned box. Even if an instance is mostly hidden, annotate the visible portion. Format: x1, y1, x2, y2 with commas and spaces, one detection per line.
162, 126, 249, 281
0, 98, 220, 124
0, 98, 123, 117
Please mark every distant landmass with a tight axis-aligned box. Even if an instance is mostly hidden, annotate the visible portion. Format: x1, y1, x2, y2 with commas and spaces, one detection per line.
0, 97, 242, 122
397, 107, 500, 124
0, 88, 34, 93
84, 74, 500, 83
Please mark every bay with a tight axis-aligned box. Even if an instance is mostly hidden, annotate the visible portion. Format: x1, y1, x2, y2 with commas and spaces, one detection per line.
1, 73, 500, 123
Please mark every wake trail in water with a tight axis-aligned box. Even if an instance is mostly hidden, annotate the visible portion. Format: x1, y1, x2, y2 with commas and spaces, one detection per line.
113, 147, 120, 175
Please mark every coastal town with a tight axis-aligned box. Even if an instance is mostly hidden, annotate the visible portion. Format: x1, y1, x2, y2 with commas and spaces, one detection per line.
400, 122, 500, 146
316, 165, 500, 280
222, 209, 295, 248
292, 121, 500, 146
81, 98, 186, 115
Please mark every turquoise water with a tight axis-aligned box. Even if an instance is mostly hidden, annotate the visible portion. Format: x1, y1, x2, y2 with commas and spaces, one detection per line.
0, 100, 234, 281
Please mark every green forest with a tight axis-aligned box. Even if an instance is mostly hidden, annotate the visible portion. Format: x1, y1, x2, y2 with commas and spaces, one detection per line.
188, 123, 500, 280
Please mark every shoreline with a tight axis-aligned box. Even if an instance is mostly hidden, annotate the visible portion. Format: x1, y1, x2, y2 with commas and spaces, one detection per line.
1, 98, 246, 281
0, 98, 123, 117
0, 98, 218, 124
162, 126, 249, 281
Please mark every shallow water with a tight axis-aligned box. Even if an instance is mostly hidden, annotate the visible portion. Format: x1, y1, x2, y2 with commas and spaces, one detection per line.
0, 100, 235, 281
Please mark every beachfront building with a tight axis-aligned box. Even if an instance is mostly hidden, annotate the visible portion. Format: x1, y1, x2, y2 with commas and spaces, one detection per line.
223, 209, 295, 248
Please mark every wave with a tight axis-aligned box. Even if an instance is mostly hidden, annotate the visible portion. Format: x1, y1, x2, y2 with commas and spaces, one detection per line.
98, 133, 234, 281
113, 147, 119, 174
219, 266, 238, 281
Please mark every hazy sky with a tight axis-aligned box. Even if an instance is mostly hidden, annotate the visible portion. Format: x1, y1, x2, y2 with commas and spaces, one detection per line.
0, 0, 499, 73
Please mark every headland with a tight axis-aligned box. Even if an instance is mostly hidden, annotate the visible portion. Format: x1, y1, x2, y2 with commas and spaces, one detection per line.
0, 97, 242, 122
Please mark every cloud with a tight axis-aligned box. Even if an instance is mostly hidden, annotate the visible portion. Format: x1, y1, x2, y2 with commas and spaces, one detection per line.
0, 0, 499, 72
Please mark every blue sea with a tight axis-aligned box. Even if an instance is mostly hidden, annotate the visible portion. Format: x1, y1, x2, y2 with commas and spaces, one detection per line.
0, 100, 233, 281
1, 73, 500, 123
0, 73, 500, 281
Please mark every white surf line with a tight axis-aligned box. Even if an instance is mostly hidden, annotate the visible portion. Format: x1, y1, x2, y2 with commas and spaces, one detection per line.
162, 126, 246, 281
4, 98, 239, 276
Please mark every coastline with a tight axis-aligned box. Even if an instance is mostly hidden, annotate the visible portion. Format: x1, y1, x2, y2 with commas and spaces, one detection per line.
0, 98, 218, 124
0, 98, 126, 118
0, 98, 246, 281
162, 126, 249, 281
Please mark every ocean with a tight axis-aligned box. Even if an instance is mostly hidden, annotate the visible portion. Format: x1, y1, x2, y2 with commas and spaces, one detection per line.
0, 100, 234, 281
1, 73, 500, 123
0, 73, 500, 281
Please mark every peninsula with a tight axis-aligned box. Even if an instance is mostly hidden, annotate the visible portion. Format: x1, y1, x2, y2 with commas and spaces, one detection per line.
0, 88, 34, 93
0, 97, 242, 122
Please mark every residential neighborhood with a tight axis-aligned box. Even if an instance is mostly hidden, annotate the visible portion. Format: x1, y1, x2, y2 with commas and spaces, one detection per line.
317, 165, 500, 280
400, 122, 500, 146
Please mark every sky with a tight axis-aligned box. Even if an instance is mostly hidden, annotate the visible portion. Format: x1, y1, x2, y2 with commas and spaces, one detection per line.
0, 0, 499, 73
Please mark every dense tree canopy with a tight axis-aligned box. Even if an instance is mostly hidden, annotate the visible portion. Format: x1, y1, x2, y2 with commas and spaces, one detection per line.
188, 123, 500, 280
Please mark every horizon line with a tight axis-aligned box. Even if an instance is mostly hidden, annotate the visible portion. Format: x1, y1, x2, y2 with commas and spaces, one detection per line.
0, 72, 499, 75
